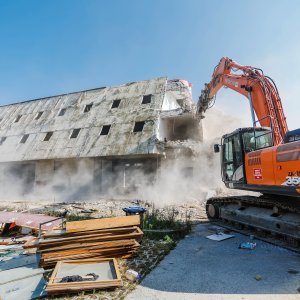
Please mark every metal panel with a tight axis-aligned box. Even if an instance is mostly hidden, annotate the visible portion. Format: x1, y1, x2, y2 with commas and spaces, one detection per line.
0, 212, 62, 230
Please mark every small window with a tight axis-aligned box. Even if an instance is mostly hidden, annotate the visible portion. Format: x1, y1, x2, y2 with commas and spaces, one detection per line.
84, 103, 93, 113
70, 128, 81, 139
142, 95, 152, 104
100, 125, 111, 135
35, 112, 43, 120
0, 137, 6, 145
111, 99, 121, 109
20, 134, 29, 144
133, 121, 145, 132
58, 108, 67, 116
15, 115, 22, 123
44, 132, 53, 141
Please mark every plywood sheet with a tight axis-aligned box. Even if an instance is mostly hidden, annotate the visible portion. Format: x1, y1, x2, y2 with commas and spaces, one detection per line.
66, 215, 140, 232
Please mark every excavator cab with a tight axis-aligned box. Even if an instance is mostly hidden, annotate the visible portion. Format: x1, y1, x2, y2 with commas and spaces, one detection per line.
219, 127, 273, 184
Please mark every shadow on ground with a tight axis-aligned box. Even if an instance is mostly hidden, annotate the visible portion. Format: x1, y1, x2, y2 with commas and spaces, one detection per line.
126, 223, 300, 299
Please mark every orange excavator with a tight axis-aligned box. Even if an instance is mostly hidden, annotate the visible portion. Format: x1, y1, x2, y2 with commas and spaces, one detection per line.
197, 57, 300, 244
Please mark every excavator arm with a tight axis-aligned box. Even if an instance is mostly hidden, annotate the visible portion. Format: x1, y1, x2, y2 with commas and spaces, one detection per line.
197, 57, 288, 145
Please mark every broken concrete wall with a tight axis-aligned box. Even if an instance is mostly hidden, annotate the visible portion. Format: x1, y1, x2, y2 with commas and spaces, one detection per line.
0, 77, 203, 201
158, 79, 202, 142
158, 115, 202, 142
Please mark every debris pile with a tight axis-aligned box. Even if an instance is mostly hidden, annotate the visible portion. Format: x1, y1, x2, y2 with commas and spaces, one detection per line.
0, 211, 63, 236
24, 215, 143, 268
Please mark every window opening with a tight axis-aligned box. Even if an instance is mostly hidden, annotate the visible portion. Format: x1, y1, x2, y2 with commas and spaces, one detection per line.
142, 95, 152, 104
58, 108, 67, 116
0, 137, 6, 145
35, 112, 43, 120
20, 134, 29, 144
44, 132, 53, 141
111, 99, 121, 109
100, 125, 111, 135
84, 103, 93, 113
133, 121, 145, 132
15, 115, 22, 123
70, 129, 81, 139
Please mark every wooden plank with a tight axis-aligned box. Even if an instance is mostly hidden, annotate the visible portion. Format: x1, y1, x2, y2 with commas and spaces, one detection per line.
39, 239, 138, 254
66, 215, 140, 233
38, 227, 143, 248
40, 241, 139, 258
41, 241, 138, 257
42, 253, 132, 266
44, 226, 138, 238
42, 244, 139, 259
42, 248, 135, 261
23, 237, 38, 249
42, 249, 135, 263
41, 249, 136, 267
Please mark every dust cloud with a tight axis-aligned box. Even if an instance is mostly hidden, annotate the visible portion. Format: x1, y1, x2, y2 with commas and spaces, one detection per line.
137, 107, 248, 207
0, 107, 248, 206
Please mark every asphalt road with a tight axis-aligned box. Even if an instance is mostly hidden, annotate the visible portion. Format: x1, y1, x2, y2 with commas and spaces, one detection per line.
126, 223, 300, 300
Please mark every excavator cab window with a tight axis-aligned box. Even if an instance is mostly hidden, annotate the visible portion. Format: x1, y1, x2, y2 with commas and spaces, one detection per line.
243, 129, 273, 152
222, 132, 244, 183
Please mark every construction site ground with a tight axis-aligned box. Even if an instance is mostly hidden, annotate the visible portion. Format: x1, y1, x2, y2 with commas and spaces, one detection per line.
1, 199, 300, 299
126, 223, 300, 300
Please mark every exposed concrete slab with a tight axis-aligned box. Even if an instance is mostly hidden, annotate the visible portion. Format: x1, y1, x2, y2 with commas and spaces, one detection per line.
126, 223, 300, 300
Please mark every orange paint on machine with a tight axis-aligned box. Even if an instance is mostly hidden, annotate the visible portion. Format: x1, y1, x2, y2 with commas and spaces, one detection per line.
198, 57, 300, 244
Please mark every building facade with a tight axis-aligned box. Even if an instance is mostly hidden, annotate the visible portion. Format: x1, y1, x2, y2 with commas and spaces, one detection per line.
0, 77, 201, 200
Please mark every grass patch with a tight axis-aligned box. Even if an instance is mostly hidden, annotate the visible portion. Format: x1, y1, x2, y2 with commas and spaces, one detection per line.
142, 207, 191, 241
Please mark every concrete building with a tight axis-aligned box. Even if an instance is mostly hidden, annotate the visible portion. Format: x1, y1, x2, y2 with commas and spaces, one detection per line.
0, 77, 201, 200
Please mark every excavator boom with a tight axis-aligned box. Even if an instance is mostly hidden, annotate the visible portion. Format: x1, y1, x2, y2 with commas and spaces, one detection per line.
198, 57, 288, 145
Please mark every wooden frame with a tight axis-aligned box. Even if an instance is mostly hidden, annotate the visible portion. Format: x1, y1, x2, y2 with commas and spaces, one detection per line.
46, 258, 122, 294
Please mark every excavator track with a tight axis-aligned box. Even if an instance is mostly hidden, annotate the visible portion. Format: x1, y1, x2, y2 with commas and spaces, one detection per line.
206, 195, 300, 251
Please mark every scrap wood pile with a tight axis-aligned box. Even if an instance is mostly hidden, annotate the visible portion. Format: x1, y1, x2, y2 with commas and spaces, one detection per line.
24, 215, 143, 268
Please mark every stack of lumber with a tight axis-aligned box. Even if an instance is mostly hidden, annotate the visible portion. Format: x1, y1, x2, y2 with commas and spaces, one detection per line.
24, 215, 143, 268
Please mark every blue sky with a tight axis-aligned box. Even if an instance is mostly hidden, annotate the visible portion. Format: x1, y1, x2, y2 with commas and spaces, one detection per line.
0, 0, 299, 129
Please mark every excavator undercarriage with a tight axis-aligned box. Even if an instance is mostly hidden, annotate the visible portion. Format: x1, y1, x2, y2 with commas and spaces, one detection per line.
206, 195, 300, 249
